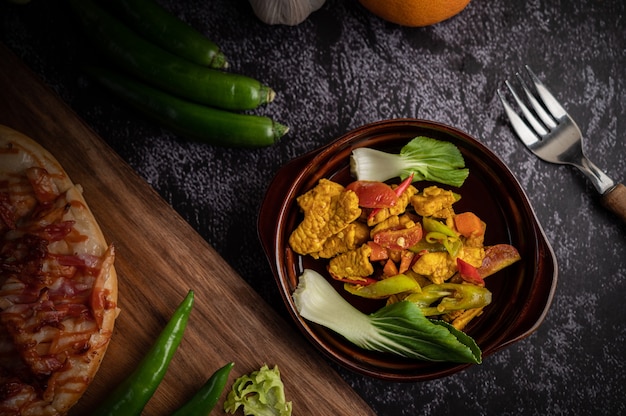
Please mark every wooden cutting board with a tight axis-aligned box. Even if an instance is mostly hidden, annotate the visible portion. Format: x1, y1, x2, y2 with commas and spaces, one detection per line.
0, 42, 376, 416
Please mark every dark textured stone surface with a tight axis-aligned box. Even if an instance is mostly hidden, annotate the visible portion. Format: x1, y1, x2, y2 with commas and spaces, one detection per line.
1, 0, 625, 414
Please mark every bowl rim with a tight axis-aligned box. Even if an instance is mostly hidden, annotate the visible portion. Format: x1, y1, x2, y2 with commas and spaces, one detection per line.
258, 118, 558, 381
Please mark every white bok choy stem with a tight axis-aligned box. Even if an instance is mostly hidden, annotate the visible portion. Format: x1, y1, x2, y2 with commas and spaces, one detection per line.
349, 137, 470, 187
293, 269, 482, 364
349, 147, 407, 183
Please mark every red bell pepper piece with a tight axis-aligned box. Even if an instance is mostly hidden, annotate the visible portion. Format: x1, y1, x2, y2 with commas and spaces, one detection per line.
394, 172, 415, 196
456, 258, 485, 287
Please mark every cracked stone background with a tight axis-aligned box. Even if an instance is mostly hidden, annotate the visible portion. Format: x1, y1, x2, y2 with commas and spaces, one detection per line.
1, 0, 625, 414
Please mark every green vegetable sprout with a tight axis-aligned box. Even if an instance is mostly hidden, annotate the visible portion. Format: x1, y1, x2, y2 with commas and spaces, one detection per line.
224, 364, 292, 416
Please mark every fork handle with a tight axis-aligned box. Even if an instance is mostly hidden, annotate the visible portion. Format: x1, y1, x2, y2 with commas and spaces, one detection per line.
601, 183, 626, 224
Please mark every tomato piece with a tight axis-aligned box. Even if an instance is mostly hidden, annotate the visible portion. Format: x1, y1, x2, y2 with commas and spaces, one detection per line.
367, 241, 389, 261
346, 181, 398, 209
373, 224, 423, 251
367, 173, 414, 220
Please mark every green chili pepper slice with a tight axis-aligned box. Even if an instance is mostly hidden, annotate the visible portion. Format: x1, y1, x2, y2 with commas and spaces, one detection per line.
424, 231, 461, 256
408, 239, 447, 253
344, 274, 421, 299
404, 283, 491, 316
422, 217, 462, 256
424, 231, 448, 244
422, 217, 457, 237
172, 361, 235, 416
442, 238, 462, 257
92, 290, 195, 416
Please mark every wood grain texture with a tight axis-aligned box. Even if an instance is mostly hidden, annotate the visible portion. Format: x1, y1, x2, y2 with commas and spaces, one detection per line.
601, 183, 626, 224
0, 42, 375, 416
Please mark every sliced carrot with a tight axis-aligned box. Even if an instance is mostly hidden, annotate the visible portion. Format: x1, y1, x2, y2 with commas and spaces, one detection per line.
382, 259, 399, 277
454, 212, 485, 238
398, 250, 415, 274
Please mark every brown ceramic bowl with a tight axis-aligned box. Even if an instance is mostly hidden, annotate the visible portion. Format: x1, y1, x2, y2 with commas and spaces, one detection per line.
258, 119, 558, 382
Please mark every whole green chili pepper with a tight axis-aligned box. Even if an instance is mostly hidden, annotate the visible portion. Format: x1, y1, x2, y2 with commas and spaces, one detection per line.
171, 361, 235, 416
106, 0, 228, 69
92, 290, 195, 416
67, 0, 274, 111
84, 65, 287, 147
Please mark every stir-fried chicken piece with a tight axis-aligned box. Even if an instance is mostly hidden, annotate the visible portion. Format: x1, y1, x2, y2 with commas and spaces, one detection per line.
314, 222, 370, 259
289, 179, 361, 255
328, 243, 373, 280
411, 186, 457, 218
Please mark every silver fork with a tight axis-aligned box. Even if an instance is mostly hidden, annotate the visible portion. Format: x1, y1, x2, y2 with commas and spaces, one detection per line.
497, 66, 626, 223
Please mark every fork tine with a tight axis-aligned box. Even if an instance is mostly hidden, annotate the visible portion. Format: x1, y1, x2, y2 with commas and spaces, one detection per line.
503, 80, 549, 136
515, 73, 557, 129
524, 65, 568, 120
497, 89, 541, 148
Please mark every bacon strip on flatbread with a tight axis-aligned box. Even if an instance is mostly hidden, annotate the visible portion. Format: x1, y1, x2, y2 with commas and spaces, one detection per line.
0, 124, 119, 415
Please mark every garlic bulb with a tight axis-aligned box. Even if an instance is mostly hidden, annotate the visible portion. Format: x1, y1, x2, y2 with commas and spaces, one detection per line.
249, 0, 326, 26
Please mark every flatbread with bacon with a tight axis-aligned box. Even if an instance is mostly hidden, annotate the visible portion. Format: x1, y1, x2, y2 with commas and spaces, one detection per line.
0, 124, 119, 415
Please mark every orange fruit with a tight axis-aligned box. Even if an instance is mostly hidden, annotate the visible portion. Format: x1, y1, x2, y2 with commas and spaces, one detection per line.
358, 0, 472, 27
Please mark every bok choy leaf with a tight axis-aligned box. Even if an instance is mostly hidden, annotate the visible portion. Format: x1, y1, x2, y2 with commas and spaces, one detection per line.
293, 269, 482, 364
350, 136, 469, 187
